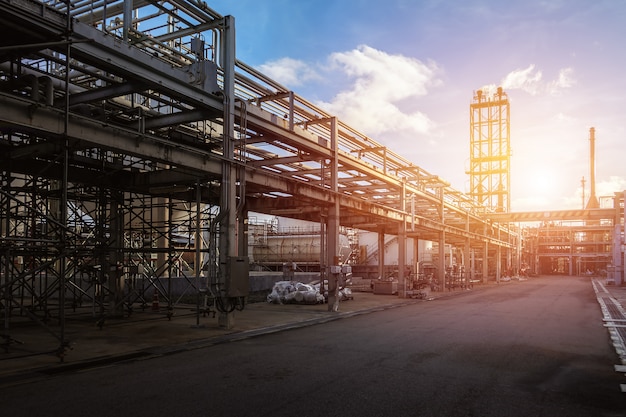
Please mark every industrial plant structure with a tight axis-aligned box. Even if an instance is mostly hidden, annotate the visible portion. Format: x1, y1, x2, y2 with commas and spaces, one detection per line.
469, 87, 511, 213
0, 0, 623, 360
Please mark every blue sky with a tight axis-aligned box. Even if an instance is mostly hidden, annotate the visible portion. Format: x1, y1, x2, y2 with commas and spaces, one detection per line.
211, 0, 626, 211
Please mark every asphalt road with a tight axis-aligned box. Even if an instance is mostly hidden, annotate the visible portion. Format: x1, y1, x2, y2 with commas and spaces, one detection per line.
1, 276, 624, 417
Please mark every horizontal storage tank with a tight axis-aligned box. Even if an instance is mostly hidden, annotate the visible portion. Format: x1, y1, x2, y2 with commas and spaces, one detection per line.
251, 234, 351, 265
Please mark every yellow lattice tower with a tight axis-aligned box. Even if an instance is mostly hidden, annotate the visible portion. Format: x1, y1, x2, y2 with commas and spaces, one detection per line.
468, 87, 511, 212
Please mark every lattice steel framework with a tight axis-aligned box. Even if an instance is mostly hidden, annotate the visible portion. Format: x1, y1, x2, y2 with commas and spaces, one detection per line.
0, 0, 241, 358
468, 87, 511, 213
0, 0, 520, 360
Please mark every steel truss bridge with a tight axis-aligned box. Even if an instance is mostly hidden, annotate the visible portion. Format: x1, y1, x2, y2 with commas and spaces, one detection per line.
0, 0, 621, 358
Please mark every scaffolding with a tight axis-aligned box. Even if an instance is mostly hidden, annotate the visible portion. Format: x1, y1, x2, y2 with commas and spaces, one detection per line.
0, 0, 245, 359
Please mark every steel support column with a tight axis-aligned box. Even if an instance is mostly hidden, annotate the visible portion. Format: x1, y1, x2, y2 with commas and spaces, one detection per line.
413, 237, 419, 278
617, 191, 625, 285
217, 14, 238, 328
327, 117, 340, 312
622, 191, 626, 285
470, 249, 476, 282
108, 191, 125, 318
483, 240, 489, 284
496, 227, 501, 282
398, 179, 407, 298
378, 227, 385, 280
437, 186, 446, 291
464, 212, 471, 285
155, 198, 170, 278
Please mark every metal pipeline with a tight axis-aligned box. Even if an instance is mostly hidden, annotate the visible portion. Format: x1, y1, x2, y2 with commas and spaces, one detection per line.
0, 71, 55, 106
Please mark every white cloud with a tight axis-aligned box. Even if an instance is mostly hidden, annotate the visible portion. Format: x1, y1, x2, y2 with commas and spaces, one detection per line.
315, 45, 440, 136
257, 57, 321, 87
560, 176, 626, 209
556, 67, 575, 88
482, 65, 575, 97
554, 112, 574, 122
547, 67, 575, 96
597, 176, 626, 201
502, 64, 543, 95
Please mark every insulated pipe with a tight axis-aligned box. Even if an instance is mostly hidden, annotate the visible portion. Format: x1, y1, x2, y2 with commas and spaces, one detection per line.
23, 74, 39, 102
0, 62, 83, 96
4, 73, 54, 107
39, 76, 54, 106
69, 1, 112, 17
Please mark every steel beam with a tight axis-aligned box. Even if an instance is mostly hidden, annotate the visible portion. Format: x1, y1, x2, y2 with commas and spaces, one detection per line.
70, 22, 224, 111
0, 92, 223, 175
486, 208, 619, 223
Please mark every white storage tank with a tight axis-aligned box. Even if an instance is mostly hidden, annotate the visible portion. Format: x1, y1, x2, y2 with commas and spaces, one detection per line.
251, 233, 351, 266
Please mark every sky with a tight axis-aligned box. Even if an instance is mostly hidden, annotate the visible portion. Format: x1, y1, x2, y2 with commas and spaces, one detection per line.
211, 0, 626, 212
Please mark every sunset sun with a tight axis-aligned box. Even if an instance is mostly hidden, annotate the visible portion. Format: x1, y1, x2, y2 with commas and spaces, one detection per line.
527, 168, 558, 195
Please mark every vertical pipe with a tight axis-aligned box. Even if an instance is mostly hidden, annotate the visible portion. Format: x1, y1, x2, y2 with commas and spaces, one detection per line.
123, 0, 132, 42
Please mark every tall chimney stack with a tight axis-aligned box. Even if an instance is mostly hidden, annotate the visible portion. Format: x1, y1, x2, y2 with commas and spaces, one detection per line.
586, 127, 599, 209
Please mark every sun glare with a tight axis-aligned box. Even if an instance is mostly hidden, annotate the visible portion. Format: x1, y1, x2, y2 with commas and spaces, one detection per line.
528, 168, 557, 195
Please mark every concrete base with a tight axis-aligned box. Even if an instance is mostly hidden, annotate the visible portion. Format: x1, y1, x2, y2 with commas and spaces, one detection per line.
218, 311, 235, 329
407, 287, 431, 299
373, 280, 398, 295
327, 295, 339, 312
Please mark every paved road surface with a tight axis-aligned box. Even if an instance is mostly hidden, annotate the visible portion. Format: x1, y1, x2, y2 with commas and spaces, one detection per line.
1, 276, 624, 416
